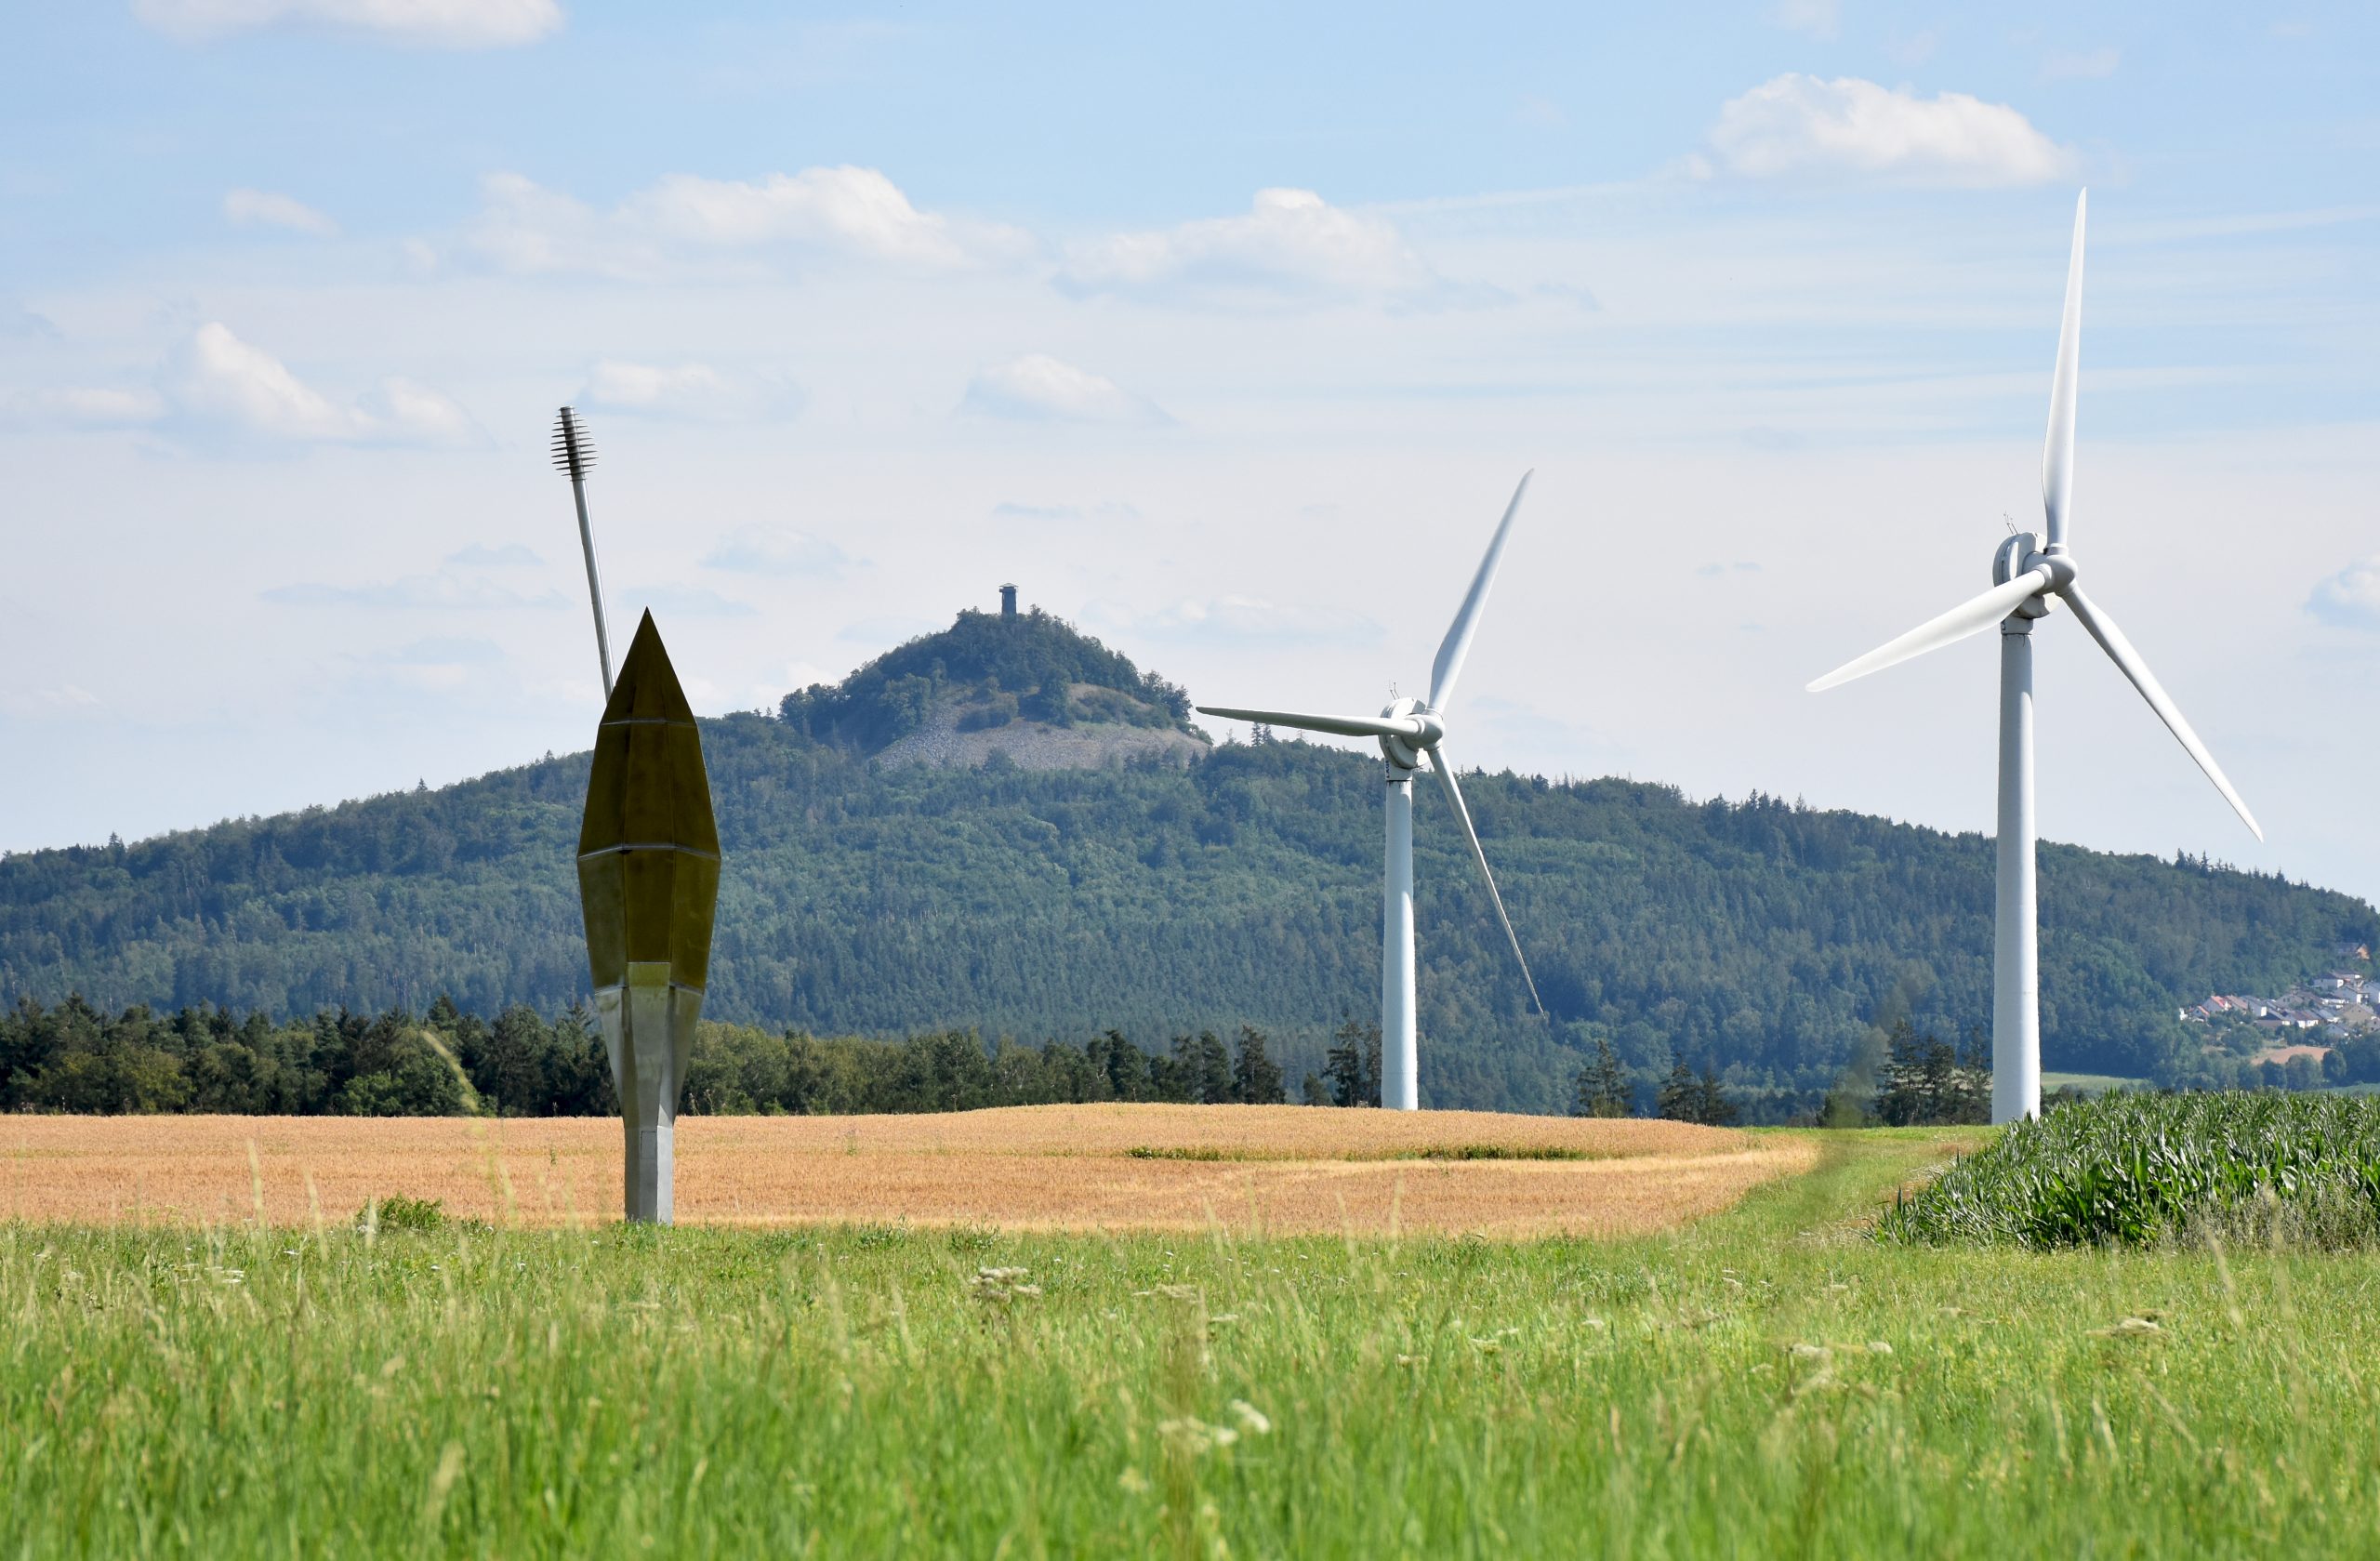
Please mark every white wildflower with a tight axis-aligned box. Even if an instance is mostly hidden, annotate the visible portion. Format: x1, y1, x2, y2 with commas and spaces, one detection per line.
968, 1266, 1041, 1307
1157, 1418, 1239, 1454
2089, 1316, 2163, 1339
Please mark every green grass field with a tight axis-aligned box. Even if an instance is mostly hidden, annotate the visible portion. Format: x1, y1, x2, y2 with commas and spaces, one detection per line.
10, 1128, 2380, 1557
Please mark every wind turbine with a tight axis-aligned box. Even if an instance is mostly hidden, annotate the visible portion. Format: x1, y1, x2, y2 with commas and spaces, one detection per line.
1197, 473, 1544, 1111
1806, 192, 2261, 1125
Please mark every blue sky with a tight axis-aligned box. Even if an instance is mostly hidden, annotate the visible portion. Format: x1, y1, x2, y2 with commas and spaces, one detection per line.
3, 1, 2376, 904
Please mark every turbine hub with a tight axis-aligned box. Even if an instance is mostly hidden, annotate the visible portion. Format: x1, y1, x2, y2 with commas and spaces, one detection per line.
1378, 695, 1435, 772
1992, 530, 2061, 618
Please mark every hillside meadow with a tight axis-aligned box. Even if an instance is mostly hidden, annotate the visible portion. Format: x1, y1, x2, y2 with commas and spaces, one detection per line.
10, 1120, 2380, 1556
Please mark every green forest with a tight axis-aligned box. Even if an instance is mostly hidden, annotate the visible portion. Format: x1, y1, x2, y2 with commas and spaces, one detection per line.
2, 609, 2371, 1114
0, 995, 1328, 1120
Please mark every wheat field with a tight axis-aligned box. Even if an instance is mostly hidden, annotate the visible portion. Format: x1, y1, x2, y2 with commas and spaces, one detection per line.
0, 1105, 1812, 1237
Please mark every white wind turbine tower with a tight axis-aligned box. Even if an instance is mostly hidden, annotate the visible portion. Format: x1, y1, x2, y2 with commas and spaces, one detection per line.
1807, 191, 2262, 1125
1198, 473, 1544, 1111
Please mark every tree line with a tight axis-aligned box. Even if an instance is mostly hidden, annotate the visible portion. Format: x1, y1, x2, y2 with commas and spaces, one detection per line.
0, 995, 1326, 1118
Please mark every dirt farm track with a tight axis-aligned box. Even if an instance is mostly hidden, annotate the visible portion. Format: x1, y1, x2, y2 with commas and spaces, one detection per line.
1, 1106, 1818, 1238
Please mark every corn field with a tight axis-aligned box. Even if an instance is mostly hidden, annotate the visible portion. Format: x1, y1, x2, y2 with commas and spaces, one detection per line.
1879, 1091, 2380, 1248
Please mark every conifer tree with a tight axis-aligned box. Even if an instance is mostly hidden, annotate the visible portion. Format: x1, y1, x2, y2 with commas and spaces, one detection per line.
1325, 1019, 1382, 1107
1231, 1025, 1285, 1105
1571, 1035, 1632, 1118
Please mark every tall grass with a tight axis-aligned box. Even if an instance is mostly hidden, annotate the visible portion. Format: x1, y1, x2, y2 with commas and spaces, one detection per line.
1880, 1091, 2380, 1248
8, 1130, 2380, 1556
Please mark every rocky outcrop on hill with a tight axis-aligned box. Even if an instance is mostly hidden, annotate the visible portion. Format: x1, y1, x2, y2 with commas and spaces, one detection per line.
874, 684, 1209, 771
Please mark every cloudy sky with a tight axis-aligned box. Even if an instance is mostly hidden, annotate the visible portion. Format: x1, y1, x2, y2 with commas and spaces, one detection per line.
4, 2, 2376, 901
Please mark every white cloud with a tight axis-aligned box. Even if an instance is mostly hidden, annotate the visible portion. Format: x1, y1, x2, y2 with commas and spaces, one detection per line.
2308, 557, 2380, 629
836, 615, 942, 647
134, 0, 560, 48
1702, 74, 2079, 187
350, 637, 505, 693
1772, 0, 1839, 40
444, 543, 542, 568
960, 355, 1170, 425
1885, 28, 1943, 67
2042, 47, 2122, 81
1091, 595, 1382, 647
627, 167, 998, 267
584, 359, 726, 408
222, 188, 338, 236
0, 386, 166, 427
355, 376, 475, 444
263, 574, 564, 610
166, 322, 475, 445
221, 188, 340, 236
611, 585, 758, 620
991, 499, 1141, 524
1059, 189, 1438, 305
459, 167, 1026, 279
701, 527, 855, 577
578, 358, 797, 422
776, 660, 843, 694
460, 174, 602, 273
1, 683, 103, 716
1514, 95, 1567, 131
171, 323, 348, 438
377, 636, 503, 665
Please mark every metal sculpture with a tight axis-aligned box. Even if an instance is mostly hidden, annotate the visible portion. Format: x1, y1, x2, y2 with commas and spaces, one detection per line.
577, 611, 720, 1222
1195, 472, 1545, 1110
555, 407, 720, 1222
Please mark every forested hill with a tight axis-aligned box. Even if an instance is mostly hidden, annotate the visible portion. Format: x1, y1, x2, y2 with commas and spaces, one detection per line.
3, 711, 2369, 1111
775, 604, 1198, 753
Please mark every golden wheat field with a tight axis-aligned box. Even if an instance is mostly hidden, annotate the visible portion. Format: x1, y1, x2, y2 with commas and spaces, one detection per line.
0, 1106, 1816, 1237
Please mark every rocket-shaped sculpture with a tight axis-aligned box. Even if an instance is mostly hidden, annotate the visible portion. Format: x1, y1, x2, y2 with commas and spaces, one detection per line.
577, 611, 720, 1224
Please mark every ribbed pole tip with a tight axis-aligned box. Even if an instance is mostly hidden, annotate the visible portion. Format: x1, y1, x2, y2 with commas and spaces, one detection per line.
551, 405, 597, 482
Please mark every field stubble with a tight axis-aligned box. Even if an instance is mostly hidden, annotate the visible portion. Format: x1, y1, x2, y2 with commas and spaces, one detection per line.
1, 1105, 1809, 1237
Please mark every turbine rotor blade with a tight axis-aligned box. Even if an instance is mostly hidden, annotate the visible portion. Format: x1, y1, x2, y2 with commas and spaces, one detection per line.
1806, 569, 2053, 694
1427, 470, 1533, 714
1424, 747, 1545, 1015
2058, 582, 2263, 840
2042, 189, 2087, 549
1196, 705, 1425, 742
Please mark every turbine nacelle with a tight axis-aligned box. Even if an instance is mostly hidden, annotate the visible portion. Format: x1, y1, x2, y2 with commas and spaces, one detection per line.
1991, 532, 2061, 618
1378, 696, 1443, 771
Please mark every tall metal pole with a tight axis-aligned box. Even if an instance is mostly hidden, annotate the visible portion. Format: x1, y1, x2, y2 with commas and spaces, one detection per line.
554, 406, 614, 696
1382, 771, 1419, 1110
1994, 616, 2041, 1123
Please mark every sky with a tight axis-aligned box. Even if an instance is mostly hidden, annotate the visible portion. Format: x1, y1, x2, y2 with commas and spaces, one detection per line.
3, 1, 2376, 903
